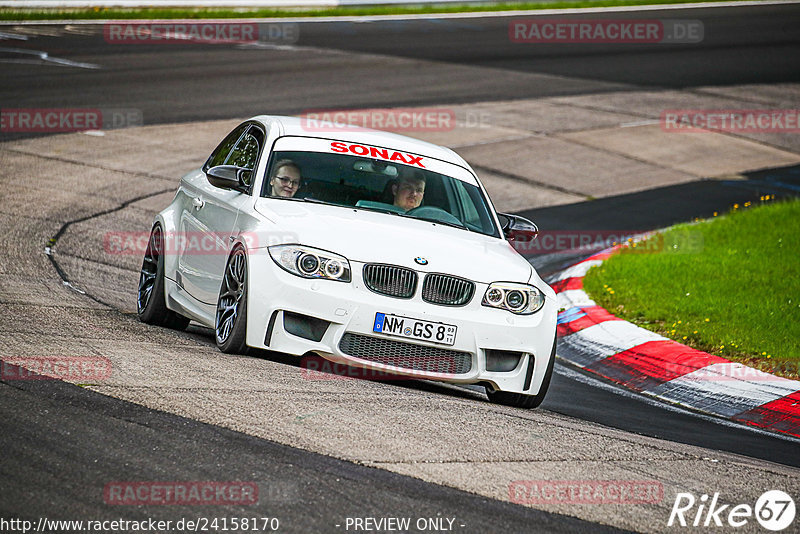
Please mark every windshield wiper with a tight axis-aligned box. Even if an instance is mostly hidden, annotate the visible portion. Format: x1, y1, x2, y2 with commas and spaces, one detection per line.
296, 197, 337, 206
402, 214, 468, 230
297, 198, 410, 218
353, 205, 404, 216
275, 196, 344, 208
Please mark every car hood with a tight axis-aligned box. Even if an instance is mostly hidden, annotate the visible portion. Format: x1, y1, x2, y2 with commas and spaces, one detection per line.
253, 199, 532, 284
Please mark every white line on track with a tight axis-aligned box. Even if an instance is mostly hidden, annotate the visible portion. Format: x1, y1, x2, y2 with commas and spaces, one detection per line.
0, 46, 100, 68
0, 30, 28, 40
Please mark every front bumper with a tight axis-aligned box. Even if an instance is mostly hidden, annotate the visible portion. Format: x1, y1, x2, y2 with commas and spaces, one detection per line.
245, 251, 557, 394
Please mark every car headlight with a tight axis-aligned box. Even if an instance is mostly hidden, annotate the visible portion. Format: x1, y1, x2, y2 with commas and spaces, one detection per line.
268, 245, 351, 282
482, 282, 545, 314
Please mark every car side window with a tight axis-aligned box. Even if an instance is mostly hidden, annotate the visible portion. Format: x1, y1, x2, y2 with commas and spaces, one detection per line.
225, 127, 264, 187
204, 124, 249, 171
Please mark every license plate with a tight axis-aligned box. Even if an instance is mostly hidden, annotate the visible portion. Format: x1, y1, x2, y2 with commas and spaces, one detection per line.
373, 313, 457, 346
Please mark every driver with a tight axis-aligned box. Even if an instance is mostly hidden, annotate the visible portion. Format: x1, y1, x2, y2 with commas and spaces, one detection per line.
269, 159, 302, 198
392, 171, 425, 211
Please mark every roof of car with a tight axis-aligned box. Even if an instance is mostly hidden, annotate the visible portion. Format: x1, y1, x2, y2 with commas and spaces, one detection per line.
250, 115, 472, 170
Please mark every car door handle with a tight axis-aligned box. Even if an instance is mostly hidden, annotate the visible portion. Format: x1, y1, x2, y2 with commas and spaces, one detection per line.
192, 197, 204, 210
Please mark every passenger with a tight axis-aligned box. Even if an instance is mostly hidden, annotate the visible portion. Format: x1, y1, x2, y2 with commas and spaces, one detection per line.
269, 159, 302, 198
392, 171, 426, 211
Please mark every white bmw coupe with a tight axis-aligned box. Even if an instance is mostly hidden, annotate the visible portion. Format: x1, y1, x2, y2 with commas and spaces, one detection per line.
138, 116, 557, 408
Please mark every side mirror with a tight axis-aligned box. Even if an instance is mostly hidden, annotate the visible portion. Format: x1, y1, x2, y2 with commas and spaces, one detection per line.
206, 165, 249, 191
498, 213, 539, 243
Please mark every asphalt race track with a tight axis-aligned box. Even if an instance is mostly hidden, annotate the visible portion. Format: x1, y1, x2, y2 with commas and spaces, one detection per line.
1, 3, 800, 533
1, 3, 798, 129
0, 367, 621, 533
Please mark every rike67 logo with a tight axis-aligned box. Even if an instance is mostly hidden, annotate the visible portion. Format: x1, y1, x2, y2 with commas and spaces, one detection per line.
668, 490, 795, 531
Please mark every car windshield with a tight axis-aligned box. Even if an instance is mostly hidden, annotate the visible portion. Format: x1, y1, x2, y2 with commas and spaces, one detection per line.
261, 149, 499, 237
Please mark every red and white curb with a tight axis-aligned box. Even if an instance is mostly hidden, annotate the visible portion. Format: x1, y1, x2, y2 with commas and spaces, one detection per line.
551, 248, 800, 440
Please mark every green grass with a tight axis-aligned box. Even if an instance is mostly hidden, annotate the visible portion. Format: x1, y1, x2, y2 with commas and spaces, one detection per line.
583, 197, 800, 379
0, 0, 746, 21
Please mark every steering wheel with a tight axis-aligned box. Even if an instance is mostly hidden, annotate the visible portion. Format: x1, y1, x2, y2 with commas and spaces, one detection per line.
406, 206, 465, 227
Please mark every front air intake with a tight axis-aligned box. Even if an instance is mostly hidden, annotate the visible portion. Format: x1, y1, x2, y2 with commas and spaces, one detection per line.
339, 333, 473, 374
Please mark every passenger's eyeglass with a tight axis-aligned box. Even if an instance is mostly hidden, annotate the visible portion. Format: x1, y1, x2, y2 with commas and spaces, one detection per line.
275, 176, 301, 187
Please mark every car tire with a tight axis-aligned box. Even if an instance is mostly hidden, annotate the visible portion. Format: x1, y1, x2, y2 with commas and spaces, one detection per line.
486, 335, 556, 409
137, 224, 190, 330
215, 246, 249, 354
